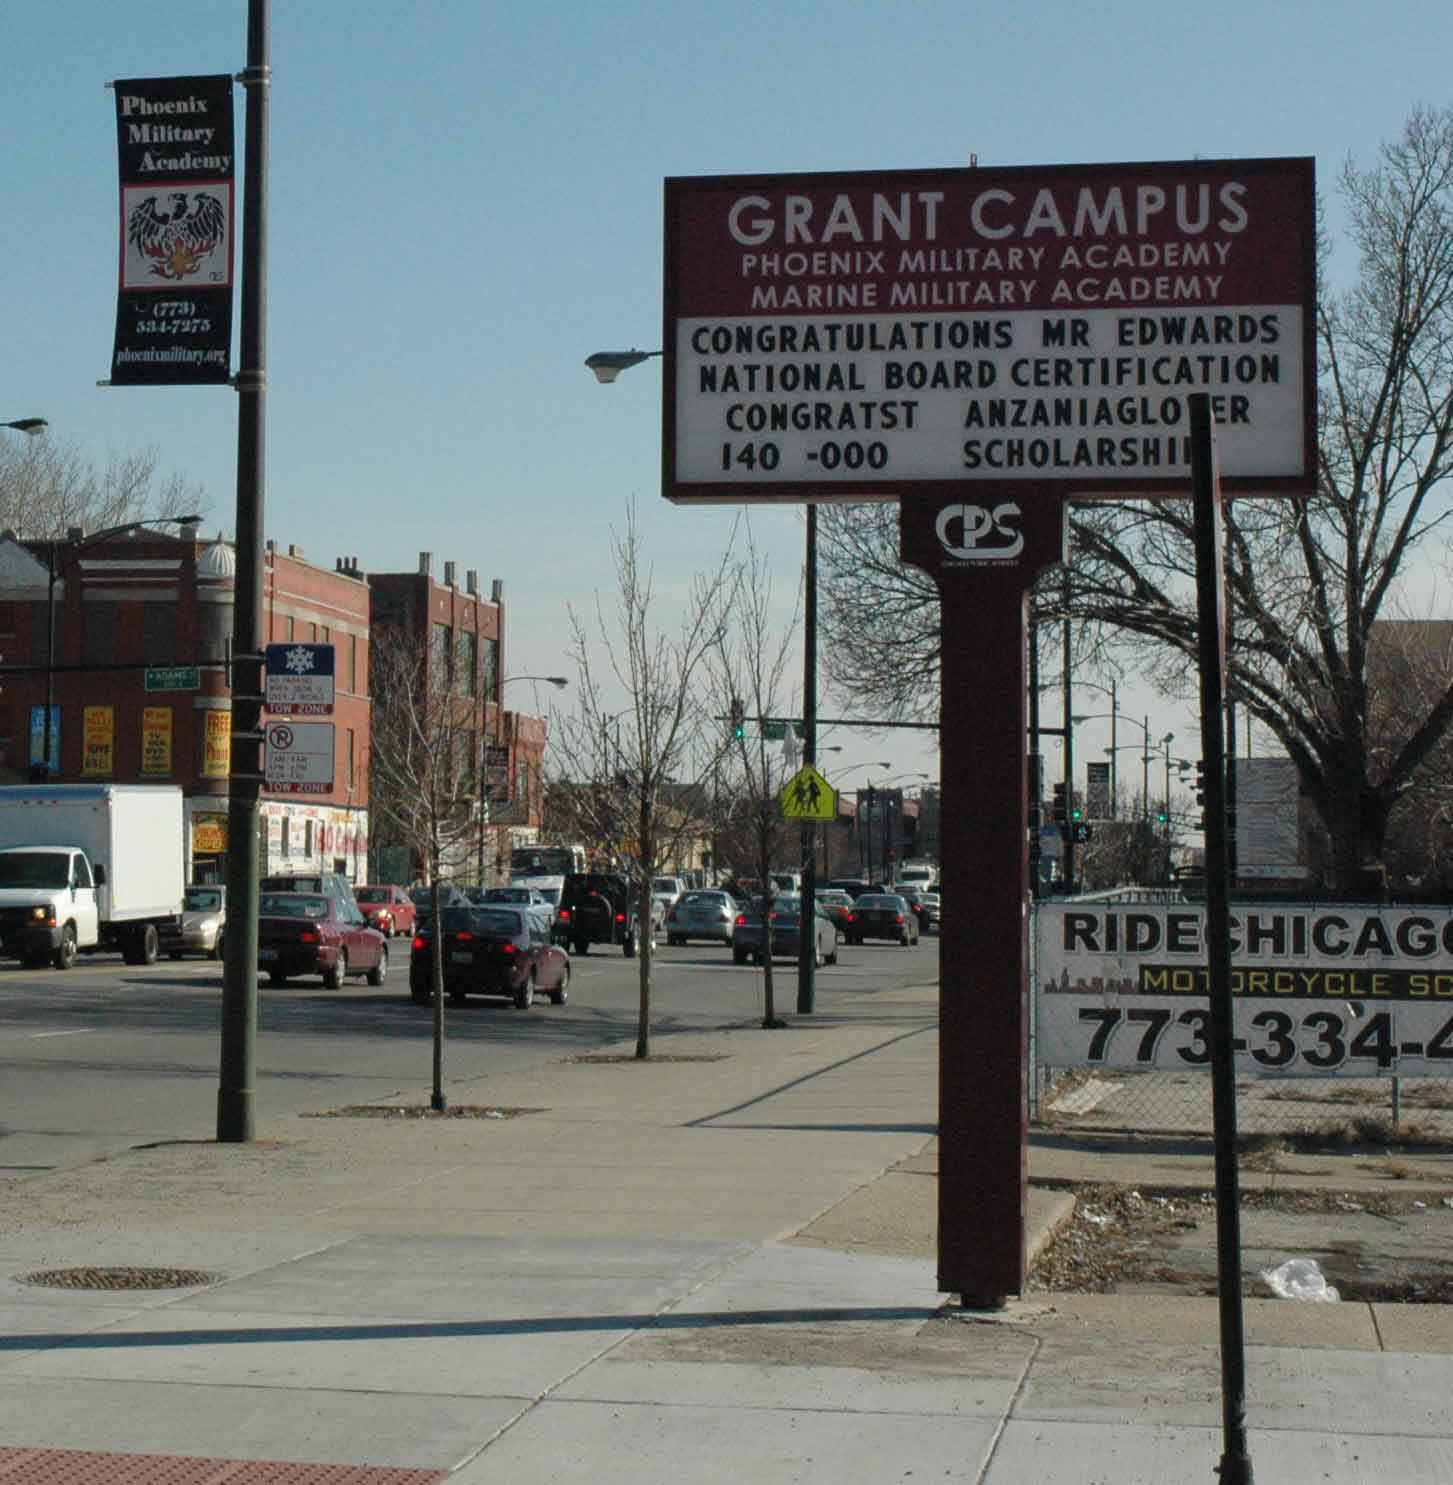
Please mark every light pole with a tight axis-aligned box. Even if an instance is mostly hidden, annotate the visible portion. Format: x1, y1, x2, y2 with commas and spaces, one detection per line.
861, 770, 929, 881
37, 515, 202, 781
478, 674, 568, 883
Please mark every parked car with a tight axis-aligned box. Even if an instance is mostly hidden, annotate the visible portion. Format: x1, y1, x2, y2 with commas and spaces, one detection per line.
827, 878, 873, 899
554, 872, 649, 956
257, 891, 388, 988
260, 871, 360, 913
920, 891, 941, 931
844, 892, 920, 946
651, 875, 688, 907
814, 888, 858, 935
408, 882, 471, 930
477, 885, 555, 928
896, 885, 931, 932
664, 889, 739, 946
410, 904, 570, 1009
731, 895, 839, 967
353, 883, 416, 938
160, 883, 226, 960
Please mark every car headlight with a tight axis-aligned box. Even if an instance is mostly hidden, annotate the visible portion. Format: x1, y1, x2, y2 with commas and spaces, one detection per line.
30, 906, 56, 925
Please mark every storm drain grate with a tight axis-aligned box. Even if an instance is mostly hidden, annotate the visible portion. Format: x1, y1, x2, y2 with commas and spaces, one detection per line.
16, 1267, 220, 1291
0, 1448, 448, 1483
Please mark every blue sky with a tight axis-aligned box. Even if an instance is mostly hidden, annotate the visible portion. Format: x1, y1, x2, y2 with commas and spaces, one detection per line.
4, 1, 1450, 794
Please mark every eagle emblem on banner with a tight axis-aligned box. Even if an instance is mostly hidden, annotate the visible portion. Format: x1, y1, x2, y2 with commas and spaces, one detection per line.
126, 191, 228, 281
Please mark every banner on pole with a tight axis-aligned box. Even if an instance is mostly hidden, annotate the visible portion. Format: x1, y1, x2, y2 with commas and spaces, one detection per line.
111, 74, 235, 385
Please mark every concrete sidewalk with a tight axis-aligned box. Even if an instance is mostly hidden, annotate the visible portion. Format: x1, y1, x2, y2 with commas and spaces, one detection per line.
3, 983, 1453, 1482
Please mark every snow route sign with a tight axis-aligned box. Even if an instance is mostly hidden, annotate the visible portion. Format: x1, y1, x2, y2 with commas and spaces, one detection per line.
264, 642, 335, 716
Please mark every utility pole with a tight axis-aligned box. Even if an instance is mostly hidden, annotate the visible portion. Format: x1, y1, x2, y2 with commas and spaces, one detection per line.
217, 0, 270, 1143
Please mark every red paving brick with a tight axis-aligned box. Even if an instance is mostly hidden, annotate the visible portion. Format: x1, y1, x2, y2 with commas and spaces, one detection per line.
0, 1448, 448, 1484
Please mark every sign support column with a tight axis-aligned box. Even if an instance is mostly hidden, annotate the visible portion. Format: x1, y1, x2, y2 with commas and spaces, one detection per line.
901, 494, 1066, 1306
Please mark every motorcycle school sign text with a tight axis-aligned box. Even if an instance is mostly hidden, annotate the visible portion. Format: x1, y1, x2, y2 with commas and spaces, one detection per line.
1038, 902, 1453, 1079
663, 158, 1315, 510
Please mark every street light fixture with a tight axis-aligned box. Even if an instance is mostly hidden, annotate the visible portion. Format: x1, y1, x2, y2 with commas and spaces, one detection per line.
38, 514, 203, 781
2, 417, 48, 436
584, 349, 662, 384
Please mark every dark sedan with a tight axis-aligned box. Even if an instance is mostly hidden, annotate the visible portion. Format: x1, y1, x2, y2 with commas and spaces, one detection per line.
410, 905, 570, 1009
257, 892, 389, 988
844, 892, 920, 946
731, 895, 839, 966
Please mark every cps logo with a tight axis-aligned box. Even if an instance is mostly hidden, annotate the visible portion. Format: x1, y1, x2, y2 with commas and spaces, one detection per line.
935, 502, 1024, 562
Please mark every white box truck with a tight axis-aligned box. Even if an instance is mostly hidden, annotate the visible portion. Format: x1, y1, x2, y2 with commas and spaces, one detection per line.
0, 784, 185, 969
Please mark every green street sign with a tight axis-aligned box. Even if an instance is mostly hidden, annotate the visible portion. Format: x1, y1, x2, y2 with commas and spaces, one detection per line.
145, 666, 202, 691
761, 720, 786, 741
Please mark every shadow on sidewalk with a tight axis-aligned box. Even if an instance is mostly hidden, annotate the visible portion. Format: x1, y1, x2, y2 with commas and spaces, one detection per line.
1, 1304, 943, 1354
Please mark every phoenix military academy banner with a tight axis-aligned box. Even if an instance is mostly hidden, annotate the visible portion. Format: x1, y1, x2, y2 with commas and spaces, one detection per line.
1037, 901, 1453, 1079
111, 74, 234, 385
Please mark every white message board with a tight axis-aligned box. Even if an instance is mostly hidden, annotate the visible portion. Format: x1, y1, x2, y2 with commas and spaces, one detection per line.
664, 158, 1315, 502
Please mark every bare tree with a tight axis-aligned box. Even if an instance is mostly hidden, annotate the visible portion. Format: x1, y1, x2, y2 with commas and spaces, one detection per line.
819, 104, 1453, 895
0, 433, 208, 538
548, 501, 740, 1058
709, 526, 803, 1028
368, 626, 484, 1110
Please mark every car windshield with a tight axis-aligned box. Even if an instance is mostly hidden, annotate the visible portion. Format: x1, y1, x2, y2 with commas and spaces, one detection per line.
0, 851, 72, 889
485, 889, 529, 901
651, 879, 677, 893
858, 895, 901, 909
440, 906, 524, 937
354, 887, 391, 903
184, 888, 223, 912
259, 894, 328, 919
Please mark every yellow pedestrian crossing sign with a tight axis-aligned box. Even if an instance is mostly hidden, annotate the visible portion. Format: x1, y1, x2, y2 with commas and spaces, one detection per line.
779, 764, 837, 821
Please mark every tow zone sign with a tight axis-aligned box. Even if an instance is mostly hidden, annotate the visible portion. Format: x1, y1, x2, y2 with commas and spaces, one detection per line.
664, 157, 1315, 503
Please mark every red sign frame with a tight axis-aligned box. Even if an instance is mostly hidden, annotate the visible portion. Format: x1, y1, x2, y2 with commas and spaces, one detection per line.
663, 157, 1315, 504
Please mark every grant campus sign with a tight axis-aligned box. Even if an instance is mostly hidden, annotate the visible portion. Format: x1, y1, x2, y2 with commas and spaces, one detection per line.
664, 158, 1315, 502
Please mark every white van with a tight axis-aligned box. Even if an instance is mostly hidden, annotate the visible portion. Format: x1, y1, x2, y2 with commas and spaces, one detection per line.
895, 860, 937, 891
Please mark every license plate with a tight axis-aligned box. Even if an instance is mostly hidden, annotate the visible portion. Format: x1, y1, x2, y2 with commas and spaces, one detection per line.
449, 950, 474, 963
258, 949, 277, 962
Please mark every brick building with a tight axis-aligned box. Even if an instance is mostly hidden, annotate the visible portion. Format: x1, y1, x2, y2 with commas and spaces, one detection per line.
0, 528, 372, 884
365, 553, 548, 885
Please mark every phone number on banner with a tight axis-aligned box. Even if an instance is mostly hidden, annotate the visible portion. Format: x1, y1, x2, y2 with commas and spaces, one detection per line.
1051, 1002, 1453, 1075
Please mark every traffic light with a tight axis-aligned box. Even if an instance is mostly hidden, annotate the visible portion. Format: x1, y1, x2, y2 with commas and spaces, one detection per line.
1051, 782, 1068, 825
729, 697, 745, 741
1194, 760, 1208, 826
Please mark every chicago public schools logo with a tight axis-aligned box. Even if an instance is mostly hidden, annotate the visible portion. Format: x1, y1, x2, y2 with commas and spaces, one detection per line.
935, 503, 1024, 562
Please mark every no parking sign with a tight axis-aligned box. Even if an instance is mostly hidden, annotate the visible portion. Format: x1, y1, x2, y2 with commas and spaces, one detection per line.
264, 720, 334, 795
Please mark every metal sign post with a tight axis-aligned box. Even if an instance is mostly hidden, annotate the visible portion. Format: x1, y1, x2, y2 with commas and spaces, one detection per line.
662, 157, 1316, 1309
900, 495, 1066, 1303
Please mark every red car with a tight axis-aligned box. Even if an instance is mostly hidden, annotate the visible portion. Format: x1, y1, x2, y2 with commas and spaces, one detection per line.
257, 892, 389, 988
354, 883, 416, 938
410, 904, 570, 1009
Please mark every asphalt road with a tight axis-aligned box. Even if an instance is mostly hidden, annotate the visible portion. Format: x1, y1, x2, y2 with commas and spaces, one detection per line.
0, 933, 938, 1179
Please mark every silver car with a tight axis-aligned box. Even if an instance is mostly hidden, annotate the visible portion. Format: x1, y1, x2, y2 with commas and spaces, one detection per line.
162, 884, 226, 960
664, 889, 739, 946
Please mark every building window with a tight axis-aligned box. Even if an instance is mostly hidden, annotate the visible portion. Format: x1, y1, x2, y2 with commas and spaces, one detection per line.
347, 727, 356, 790
84, 602, 119, 667
457, 630, 477, 694
482, 636, 499, 694
284, 615, 295, 641
143, 603, 177, 664
349, 634, 358, 692
280, 817, 291, 858
432, 623, 452, 688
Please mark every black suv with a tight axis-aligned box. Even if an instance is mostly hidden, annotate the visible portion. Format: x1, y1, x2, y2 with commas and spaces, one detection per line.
555, 872, 646, 957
